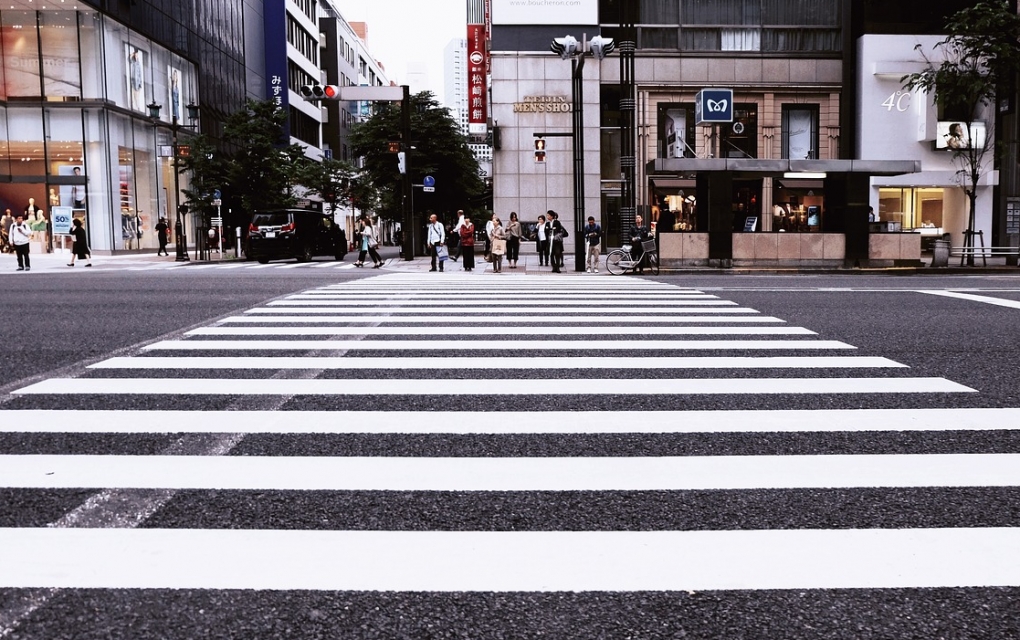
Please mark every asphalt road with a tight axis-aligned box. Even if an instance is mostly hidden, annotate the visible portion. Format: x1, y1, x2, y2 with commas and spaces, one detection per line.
1, 268, 1019, 639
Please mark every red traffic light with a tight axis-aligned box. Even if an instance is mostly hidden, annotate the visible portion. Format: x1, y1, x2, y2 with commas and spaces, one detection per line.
323, 85, 339, 99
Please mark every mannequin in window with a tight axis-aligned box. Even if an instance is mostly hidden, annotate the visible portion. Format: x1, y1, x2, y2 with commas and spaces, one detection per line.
49, 188, 60, 208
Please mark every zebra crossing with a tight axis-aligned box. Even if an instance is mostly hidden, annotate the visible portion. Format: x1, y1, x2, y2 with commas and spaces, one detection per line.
1, 273, 1018, 635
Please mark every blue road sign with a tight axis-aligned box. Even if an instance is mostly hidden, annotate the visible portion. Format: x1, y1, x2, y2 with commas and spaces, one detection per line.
423, 175, 436, 188
213, 189, 222, 200
695, 89, 734, 124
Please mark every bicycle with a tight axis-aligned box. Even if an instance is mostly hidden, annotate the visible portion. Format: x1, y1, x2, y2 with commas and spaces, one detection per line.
605, 238, 659, 275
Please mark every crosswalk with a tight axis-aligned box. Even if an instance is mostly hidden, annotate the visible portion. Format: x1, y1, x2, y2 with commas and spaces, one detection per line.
1, 274, 1018, 635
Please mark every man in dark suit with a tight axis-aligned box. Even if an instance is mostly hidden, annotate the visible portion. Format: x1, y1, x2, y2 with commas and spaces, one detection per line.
628, 214, 650, 274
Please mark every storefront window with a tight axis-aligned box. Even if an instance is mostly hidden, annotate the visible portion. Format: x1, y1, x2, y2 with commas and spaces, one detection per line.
782, 105, 818, 159
4, 106, 44, 177
2, 11, 41, 100
40, 10, 81, 100
79, 11, 104, 100
878, 187, 944, 231
719, 104, 757, 158
659, 103, 696, 158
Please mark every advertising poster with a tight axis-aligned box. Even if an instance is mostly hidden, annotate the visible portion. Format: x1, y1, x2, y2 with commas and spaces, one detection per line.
168, 67, 182, 121
125, 44, 147, 112
491, 0, 597, 25
936, 121, 987, 150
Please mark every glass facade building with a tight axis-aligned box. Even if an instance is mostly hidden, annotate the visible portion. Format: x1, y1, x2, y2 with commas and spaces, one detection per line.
0, 0, 246, 254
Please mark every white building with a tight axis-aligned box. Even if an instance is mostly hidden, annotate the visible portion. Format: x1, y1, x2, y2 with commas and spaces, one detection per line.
857, 34, 996, 248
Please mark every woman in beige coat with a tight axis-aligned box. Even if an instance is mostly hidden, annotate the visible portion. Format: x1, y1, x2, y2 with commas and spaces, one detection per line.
489, 216, 506, 273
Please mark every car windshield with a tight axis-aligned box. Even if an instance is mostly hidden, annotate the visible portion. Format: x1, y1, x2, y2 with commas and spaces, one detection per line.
252, 213, 290, 227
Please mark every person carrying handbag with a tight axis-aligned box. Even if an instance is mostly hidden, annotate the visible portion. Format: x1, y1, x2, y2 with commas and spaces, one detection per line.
547, 210, 567, 273
489, 216, 506, 273
427, 213, 446, 272
356, 215, 383, 268
458, 216, 476, 271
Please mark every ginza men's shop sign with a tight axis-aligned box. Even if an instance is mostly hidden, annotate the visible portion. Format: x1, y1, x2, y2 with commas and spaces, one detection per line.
513, 96, 571, 113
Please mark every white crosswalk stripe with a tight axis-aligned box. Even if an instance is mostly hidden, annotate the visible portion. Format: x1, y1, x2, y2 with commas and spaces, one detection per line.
0, 273, 1016, 631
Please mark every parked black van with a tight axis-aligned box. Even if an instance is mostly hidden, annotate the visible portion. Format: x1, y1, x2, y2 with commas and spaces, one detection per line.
247, 209, 347, 263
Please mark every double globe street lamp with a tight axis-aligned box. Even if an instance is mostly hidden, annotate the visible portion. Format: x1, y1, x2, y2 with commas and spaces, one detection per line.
147, 100, 200, 261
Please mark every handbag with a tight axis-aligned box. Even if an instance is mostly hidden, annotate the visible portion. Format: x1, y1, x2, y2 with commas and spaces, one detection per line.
436, 244, 449, 261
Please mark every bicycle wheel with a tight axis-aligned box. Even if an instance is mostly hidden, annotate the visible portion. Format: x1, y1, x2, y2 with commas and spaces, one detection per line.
605, 250, 628, 275
646, 252, 659, 275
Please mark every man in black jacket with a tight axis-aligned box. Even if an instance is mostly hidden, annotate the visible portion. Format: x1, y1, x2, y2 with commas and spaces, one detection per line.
628, 214, 649, 274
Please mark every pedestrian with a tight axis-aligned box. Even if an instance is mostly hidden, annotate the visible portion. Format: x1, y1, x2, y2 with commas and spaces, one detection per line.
67, 218, 92, 267
489, 216, 506, 273
155, 217, 169, 256
427, 213, 447, 272
628, 213, 650, 274
9, 214, 32, 271
547, 210, 567, 273
1, 209, 13, 254
356, 215, 383, 268
446, 222, 459, 262
451, 210, 466, 261
458, 215, 476, 271
583, 215, 602, 273
536, 214, 548, 266
505, 211, 522, 269
483, 212, 495, 259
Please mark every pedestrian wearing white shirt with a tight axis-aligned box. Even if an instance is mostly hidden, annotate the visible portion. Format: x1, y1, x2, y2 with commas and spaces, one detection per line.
427, 213, 446, 272
536, 214, 548, 266
9, 214, 32, 271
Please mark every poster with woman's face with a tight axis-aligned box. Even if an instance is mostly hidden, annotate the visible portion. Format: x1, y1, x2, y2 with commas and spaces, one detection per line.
125, 45, 147, 112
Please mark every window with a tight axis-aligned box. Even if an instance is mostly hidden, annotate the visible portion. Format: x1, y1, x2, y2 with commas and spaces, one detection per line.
782, 105, 819, 159
658, 103, 696, 158
719, 104, 758, 159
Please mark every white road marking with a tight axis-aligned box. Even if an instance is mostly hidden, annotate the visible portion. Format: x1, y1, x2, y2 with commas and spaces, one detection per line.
3, 527, 1017, 591
2, 407, 1016, 434
917, 290, 1020, 309
138, 339, 855, 351
292, 293, 721, 299
89, 355, 905, 370
244, 307, 763, 314
185, 326, 815, 337
0, 453, 1011, 490
269, 299, 740, 307
220, 315, 786, 324
13, 376, 972, 396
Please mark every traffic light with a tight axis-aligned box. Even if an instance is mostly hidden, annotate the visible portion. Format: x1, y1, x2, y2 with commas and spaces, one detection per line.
534, 138, 546, 163
589, 36, 616, 60
550, 35, 579, 59
298, 83, 340, 101
396, 151, 407, 174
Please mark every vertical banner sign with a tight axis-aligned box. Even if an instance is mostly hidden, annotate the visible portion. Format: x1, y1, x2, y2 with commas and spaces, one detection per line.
467, 22, 488, 135
484, 0, 492, 75
264, 0, 290, 138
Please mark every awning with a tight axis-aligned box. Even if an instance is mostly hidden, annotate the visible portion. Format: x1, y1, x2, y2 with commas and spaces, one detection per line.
646, 158, 921, 177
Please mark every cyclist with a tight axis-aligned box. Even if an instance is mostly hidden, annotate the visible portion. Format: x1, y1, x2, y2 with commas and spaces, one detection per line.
628, 214, 650, 274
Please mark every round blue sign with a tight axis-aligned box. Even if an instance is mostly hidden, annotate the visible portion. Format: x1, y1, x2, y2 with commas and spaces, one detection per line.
213, 189, 222, 199
423, 176, 435, 188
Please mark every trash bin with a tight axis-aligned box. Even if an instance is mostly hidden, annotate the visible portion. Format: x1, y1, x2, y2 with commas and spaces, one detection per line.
931, 239, 950, 267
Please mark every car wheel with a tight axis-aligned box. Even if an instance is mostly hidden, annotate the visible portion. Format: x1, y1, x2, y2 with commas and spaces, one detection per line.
257, 257, 269, 264
297, 245, 313, 262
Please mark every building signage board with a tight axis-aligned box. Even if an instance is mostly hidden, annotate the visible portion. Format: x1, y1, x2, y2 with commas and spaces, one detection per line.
694, 89, 734, 124
513, 96, 571, 113
491, 0, 597, 25
263, 0, 290, 138
467, 22, 488, 135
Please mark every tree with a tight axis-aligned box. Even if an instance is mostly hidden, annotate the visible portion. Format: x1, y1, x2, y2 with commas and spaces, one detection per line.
902, 0, 1020, 263
349, 90, 485, 222
178, 133, 226, 218
222, 99, 308, 214
297, 157, 378, 219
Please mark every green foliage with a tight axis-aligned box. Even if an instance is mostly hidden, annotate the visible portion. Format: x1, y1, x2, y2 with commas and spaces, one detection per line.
297, 157, 378, 217
178, 134, 226, 215
348, 90, 485, 221
222, 99, 306, 213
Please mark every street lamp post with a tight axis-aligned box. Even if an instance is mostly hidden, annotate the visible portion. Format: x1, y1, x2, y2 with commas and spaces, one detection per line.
550, 35, 616, 271
148, 101, 199, 262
